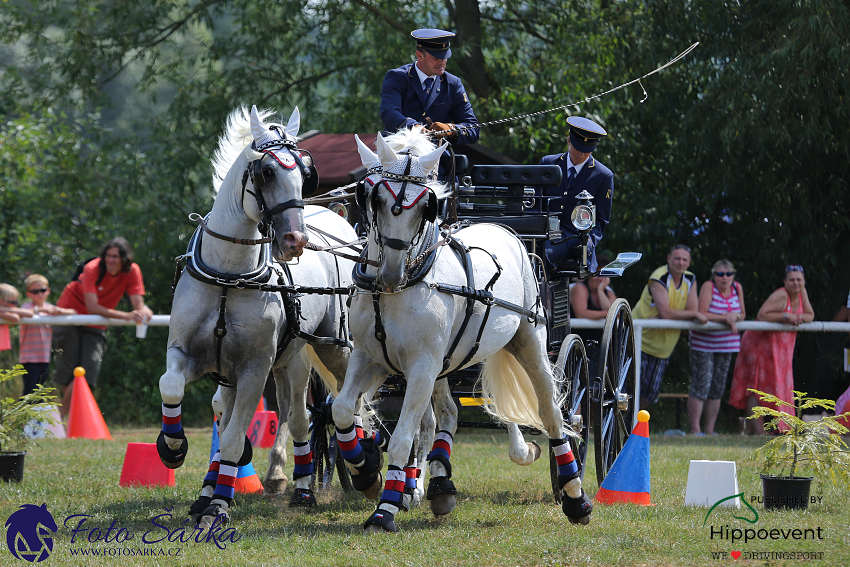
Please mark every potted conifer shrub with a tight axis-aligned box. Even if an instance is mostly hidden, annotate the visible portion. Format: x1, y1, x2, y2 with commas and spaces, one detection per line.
0, 366, 59, 482
748, 389, 850, 510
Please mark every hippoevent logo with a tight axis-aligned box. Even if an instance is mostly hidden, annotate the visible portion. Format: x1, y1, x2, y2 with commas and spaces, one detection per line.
5, 504, 58, 562
704, 492, 826, 560
5, 504, 241, 561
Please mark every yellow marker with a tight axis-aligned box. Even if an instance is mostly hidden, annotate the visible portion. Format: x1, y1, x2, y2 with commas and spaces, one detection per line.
73, 367, 86, 378
637, 410, 650, 423
459, 397, 490, 407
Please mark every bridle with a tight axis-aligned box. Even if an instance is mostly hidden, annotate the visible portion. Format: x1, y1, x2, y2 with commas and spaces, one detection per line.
237, 125, 318, 240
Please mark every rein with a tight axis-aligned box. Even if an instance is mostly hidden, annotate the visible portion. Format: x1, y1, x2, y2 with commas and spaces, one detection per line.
189, 212, 273, 245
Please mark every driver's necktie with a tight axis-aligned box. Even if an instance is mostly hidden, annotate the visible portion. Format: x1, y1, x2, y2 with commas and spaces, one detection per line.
566, 166, 576, 189
424, 77, 434, 94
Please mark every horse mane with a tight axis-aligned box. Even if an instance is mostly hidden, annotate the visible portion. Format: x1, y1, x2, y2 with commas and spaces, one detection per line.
381, 128, 451, 200
211, 106, 277, 193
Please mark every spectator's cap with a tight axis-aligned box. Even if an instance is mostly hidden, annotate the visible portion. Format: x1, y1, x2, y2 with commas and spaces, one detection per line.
412, 29, 454, 59
567, 116, 607, 153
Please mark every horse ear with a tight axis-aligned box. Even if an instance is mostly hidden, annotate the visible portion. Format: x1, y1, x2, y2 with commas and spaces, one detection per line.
285, 106, 301, 139
418, 141, 446, 174
375, 132, 400, 170
250, 105, 267, 141
355, 134, 379, 168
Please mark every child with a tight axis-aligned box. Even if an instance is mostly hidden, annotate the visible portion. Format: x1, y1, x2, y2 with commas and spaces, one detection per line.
0, 283, 33, 353
18, 275, 76, 396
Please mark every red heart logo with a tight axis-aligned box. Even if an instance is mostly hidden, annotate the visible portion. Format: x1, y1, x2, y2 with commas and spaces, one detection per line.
731, 551, 742, 559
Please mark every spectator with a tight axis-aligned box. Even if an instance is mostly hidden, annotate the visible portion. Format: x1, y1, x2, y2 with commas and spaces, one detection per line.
1, 284, 33, 354
632, 245, 707, 407
728, 265, 814, 434
19, 275, 76, 397
53, 237, 153, 419
687, 260, 746, 435
832, 287, 850, 426
570, 253, 616, 377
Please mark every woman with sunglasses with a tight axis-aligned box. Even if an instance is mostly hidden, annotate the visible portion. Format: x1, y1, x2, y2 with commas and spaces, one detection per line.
729, 265, 814, 434
688, 260, 745, 435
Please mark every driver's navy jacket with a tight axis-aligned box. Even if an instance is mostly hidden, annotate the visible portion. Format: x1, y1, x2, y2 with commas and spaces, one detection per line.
534, 152, 614, 271
380, 63, 480, 145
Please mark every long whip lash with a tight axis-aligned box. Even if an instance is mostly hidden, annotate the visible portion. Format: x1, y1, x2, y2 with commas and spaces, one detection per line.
474, 42, 699, 130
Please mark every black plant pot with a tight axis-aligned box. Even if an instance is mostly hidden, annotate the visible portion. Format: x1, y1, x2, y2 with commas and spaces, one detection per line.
760, 474, 813, 510
0, 451, 26, 482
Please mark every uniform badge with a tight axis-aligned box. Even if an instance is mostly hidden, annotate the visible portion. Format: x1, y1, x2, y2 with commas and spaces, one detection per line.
463, 93, 468, 103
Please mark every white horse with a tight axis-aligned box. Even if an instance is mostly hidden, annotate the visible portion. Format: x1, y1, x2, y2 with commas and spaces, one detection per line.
332, 130, 593, 533
354, 134, 543, 515
157, 105, 357, 526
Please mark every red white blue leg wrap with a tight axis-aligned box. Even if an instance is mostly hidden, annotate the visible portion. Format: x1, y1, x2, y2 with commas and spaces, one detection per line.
550, 438, 579, 485
427, 430, 453, 478
212, 460, 238, 504
293, 440, 313, 480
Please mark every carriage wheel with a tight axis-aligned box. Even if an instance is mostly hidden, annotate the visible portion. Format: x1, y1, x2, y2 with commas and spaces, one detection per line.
593, 298, 638, 485
549, 334, 591, 501
307, 373, 353, 494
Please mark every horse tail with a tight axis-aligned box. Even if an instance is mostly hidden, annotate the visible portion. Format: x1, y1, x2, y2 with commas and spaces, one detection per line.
304, 345, 339, 397
478, 349, 571, 437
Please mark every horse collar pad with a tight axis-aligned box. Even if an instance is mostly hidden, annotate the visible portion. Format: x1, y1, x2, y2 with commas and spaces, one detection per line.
379, 179, 428, 209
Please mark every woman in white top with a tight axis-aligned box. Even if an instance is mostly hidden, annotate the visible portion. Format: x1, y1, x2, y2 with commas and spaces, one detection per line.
688, 259, 746, 435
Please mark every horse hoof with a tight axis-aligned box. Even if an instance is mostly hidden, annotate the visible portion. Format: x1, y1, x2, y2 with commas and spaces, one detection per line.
429, 494, 456, 518
198, 500, 230, 530
289, 488, 317, 508
237, 435, 253, 467
263, 478, 288, 496
156, 431, 188, 469
562, 489, 593, 525
361, 472, 383, 501
528, 441, 542, 462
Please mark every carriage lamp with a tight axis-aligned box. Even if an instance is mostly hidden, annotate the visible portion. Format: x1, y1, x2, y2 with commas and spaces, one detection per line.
328, 201, 349, 220
570, 191, 596, 232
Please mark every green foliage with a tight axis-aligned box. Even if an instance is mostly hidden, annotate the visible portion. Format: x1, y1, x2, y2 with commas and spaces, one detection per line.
0, 365, 59, 453
748, 389, 850, 483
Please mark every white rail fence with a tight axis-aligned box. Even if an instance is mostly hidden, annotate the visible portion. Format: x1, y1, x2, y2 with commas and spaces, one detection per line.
8, 316, 850, 391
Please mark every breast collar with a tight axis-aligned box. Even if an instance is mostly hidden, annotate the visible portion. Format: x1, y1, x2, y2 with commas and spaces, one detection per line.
184, 215, 276, 288
352, 221, 440, 291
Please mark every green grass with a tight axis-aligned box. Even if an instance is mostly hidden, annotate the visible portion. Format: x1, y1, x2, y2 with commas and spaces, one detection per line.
1, 428, 848, 566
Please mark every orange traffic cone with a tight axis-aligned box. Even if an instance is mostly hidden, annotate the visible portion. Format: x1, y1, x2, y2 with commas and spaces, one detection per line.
596, 410, 652, 506
210, 420, 263, 494
66, 367, 112, 440
119, 443, 176, 487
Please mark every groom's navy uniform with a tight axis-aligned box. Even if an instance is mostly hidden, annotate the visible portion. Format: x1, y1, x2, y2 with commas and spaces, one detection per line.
535, 117, 613, 272
379, 29, 479, 146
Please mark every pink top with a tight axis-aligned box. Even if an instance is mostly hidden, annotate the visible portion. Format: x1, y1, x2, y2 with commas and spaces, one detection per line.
689, 282, 742, 353
19, 301, 54, 363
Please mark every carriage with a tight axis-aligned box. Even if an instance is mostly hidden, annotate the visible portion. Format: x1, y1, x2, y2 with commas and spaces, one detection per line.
157, 107, 640, 530
307, 145, 643, 500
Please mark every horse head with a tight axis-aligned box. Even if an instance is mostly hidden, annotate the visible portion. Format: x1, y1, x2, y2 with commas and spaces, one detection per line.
362, 131, 446, 292
243, 105, 314, 262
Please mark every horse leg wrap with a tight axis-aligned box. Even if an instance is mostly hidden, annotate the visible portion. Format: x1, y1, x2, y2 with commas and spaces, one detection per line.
157, 403, 188, 468
292, 440, 313, 480
188, 451, 220, 518
210, 460, 238, 506
363, 466, 404, 532
289, 488, 317, 508
237, 435, 253, 467
401, 459, 420, 512
338, 424, 382, 476
427, 430, 453, 478
550, 438, 579, 489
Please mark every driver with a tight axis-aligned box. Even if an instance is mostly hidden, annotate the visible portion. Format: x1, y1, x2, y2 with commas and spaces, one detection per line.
535, 116, 613, 272
379, 29, 480, 147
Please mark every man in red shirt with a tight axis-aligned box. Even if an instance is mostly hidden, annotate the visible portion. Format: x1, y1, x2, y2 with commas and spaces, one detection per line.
54, 237, 153, 418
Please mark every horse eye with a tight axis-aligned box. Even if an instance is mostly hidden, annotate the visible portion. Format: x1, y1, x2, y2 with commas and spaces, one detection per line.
262, 166, 275, 177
